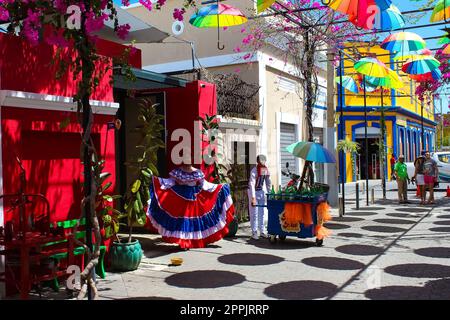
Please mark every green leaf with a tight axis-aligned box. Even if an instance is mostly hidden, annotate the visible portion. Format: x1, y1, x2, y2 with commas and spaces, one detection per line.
131, 179, 141, 193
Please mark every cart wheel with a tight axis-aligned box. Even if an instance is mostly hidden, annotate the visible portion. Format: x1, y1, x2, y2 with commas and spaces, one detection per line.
279, 235, 286, 242
269, 235, 277, 244
316, 238, 324, 247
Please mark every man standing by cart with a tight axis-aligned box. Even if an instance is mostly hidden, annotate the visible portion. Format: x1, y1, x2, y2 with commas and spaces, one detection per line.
248, 155, 272, 240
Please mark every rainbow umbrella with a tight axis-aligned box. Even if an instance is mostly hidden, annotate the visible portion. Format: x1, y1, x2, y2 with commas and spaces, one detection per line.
393, 48, 432, 61
335, 75, 359, 93
286, 142, 336, 164
430, 0, 450, 22
409, 69, 442, 82
402, 56, 441, 75
189, 4, 248, 28
381, 32, 427, 53
257, 0, 276, 13
365, 69, 403, 89
439, 36, 450, 45
373, 4, 405, 31
326, 0, 392, 30
443, 44, 450, 55
354, 57, 390, 78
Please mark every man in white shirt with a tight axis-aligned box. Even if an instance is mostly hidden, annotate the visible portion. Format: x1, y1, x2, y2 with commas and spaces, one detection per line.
248, 155, 272, 240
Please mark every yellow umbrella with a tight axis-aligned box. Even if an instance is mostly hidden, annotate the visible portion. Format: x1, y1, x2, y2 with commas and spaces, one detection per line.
430, 0, 450, 22
365, 69, 404, 89
257, 0, 276, 13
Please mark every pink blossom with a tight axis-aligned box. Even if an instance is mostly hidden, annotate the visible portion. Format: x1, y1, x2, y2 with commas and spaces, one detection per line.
139, 0, 152, 11
85, 12, 108, 34
116, 24, 131, 40
173, 8, 186, 21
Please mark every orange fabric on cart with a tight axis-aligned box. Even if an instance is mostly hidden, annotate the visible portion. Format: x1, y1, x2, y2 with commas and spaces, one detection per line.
283, 203, 313, 226
315, 202, 332, 240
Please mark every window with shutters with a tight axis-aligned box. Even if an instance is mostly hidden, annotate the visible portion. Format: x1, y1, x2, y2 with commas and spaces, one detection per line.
280, 123, 297, 186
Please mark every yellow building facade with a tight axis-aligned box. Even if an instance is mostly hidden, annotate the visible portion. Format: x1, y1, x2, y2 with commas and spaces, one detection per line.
338, 44, 437, 182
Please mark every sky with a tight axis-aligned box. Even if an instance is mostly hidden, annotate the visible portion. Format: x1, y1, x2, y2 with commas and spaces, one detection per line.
115, 0, 450, 113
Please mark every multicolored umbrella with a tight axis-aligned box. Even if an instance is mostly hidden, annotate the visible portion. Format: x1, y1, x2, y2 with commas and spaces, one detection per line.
326, 0, 392, 30
381, 32, 427, 53
402, 56, 441, 75
365, 69, 403, 89
430, 0, 450, 22
189, 4, 248, 28
443, 44, 450, 55
286, 142, 336, 164
354, 57, 390, 78
409, 68, 442, 82
257, 0, 276, 13
335, 75, 359, 93
373, 4, 405, 31
393, 48, 433, 61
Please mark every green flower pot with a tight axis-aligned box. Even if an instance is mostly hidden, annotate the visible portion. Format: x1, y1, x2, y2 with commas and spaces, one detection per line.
110, 240, 143, 272
226, 217, 239, 238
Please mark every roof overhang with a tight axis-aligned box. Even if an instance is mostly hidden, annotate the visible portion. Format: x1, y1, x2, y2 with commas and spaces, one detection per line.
114, 67, 188, 90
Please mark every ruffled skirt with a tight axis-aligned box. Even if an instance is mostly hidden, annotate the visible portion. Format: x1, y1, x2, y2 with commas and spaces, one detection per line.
146, 177, 235, 249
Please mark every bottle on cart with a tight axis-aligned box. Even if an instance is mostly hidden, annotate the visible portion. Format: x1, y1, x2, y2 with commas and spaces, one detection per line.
269, 185, 275, 200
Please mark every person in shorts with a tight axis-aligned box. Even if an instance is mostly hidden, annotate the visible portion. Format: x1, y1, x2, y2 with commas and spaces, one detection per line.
423, 151, 439, 205
394, 155, 410, 204
412, 152, 426, 205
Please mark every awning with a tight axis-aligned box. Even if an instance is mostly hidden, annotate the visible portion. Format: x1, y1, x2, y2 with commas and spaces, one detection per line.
95, 5, 169, 44
114, 67, 188, 90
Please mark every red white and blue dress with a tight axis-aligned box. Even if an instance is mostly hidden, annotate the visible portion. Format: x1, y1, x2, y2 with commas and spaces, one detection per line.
146, 168, 235, 249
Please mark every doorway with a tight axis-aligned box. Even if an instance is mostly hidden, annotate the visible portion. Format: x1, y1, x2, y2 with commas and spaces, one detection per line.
356, 137, 381, 180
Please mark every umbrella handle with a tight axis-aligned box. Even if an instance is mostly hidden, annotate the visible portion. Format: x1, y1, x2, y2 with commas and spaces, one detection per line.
216, 0, 224, 50
320, 0, 331, 5
218, 41, 225, 50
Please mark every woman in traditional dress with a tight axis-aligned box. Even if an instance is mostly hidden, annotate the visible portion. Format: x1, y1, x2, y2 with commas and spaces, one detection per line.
146, 164, 235, 249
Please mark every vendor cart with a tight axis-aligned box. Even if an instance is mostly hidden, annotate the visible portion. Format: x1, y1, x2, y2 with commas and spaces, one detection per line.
258, 192, 328, 246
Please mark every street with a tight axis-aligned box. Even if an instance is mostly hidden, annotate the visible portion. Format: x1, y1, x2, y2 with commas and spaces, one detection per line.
85, 189, 450, 300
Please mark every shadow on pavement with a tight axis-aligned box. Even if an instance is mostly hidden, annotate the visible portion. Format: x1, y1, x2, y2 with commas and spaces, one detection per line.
365, 278, 450, 300
429, 227, 450, 232
323, 223, 352, 230
414, 247, 450, 259
336, 233, 364, 238
218, 253, 284, 266
384, 263, 450, 278
332, 217, 365, 222
361, 225, 407, 233
264, 280, 338, 300
345, 211, 378, 216
248, 238, 317, 250
335, 244, 384, 256
302, 257, 365, 270
165, 270, 246, 289
373, 218, 417, 225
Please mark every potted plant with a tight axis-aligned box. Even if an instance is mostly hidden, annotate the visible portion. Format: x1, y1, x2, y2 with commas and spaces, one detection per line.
109, 98, 165, 272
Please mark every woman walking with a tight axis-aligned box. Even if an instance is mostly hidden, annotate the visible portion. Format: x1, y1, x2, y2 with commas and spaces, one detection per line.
423, 151, 439, 205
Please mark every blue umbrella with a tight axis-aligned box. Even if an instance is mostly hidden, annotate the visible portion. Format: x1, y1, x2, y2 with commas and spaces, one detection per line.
374, 4, 405, 31
286, 142, 336, 164
335, 75, 359, 94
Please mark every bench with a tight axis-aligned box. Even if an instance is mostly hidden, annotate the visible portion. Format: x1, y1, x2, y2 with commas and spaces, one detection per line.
41, 218, 107, 291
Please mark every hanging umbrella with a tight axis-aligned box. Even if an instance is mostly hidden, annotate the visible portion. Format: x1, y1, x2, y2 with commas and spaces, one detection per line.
189, 4, 248, 28
409, 68, 442, 82
325, 0, 392, 29
393, 48, 432, 61
402, 56, 441, 75
430, 0, 450, 22
373, 4, 405, 31
443, 44, 450, 55
354, 57, 390, 78
365, 68, 403, 89
335, 75, 359, 93
439, 36, 450, 45
189, 3, 247, 50
257, 0, 276, 13
286, 142, 336, 163
381, 32, 427, 53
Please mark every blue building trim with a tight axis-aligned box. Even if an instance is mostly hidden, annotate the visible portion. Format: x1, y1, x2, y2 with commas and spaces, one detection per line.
343, 107, 437, 126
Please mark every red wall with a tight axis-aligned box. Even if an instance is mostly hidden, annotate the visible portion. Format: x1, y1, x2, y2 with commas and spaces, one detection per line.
1, 107, 116, 223
0, 34, 141, 102
162, 81, 217, 179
